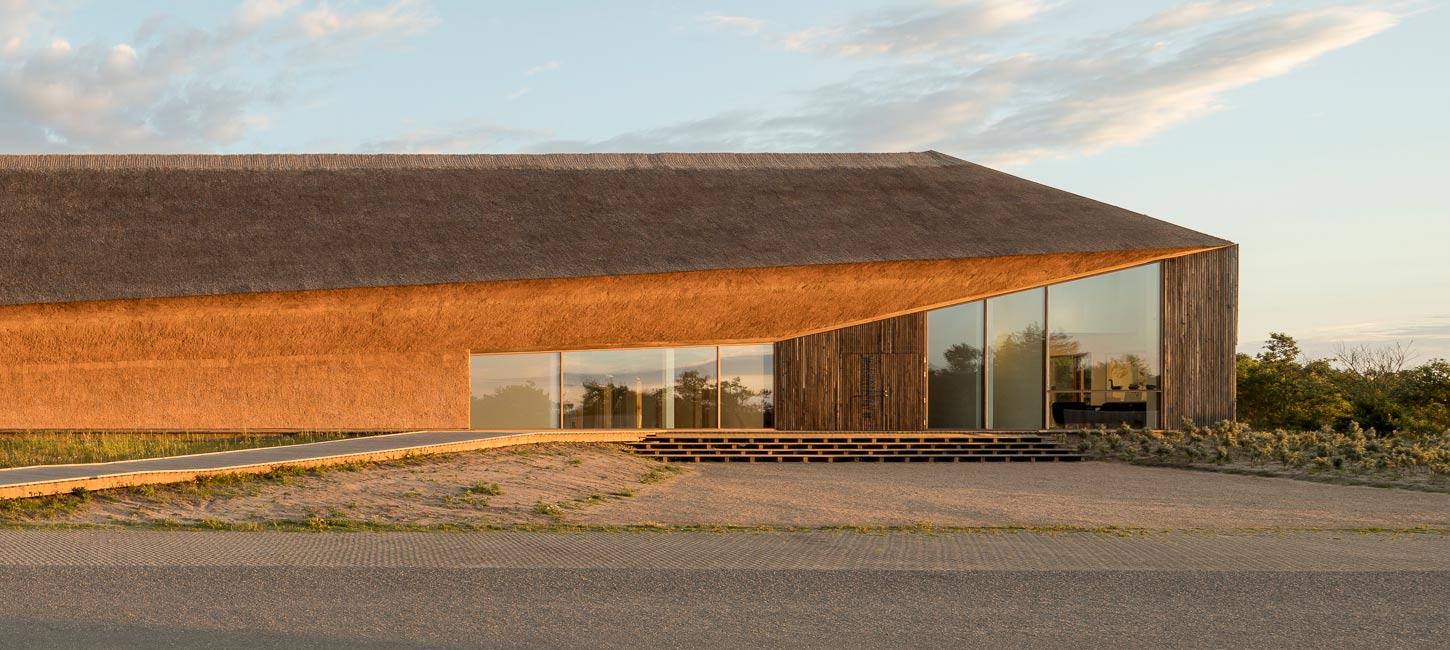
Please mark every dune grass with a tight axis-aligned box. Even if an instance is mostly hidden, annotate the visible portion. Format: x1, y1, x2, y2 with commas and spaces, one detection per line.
0, 431, 381, 469
1075, 422, 1450, 491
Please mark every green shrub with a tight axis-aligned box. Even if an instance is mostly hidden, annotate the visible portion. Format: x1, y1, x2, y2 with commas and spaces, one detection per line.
1237, 334, 1450, 434
465, 481, 502, 496
1079, 421, 1450, 477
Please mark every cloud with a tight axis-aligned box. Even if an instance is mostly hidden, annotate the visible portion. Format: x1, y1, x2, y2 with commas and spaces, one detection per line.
234, 0, 303, 30
703, 13, 767, 36
1305, 317, 1450, 343
0, 0, 43, 56
1133, 1, 1271, 34
525, 61, 560, 75
357, 121, 546, 153
505, 87, 530, 100
0, 0, 438, 152
784, 0, 1047, 57
545, 3, 1400, 166
1286, 316, 1450, 362
298, 0, 436, 40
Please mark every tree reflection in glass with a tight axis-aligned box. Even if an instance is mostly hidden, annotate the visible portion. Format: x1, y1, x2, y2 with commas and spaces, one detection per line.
720, 345, 774, 428
987, 289, 1045, 429
562, 347, 717, 429
927, 301, 984, 429
469, 353, 560, 429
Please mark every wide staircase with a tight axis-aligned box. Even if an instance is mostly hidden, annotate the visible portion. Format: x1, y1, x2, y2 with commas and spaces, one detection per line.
628, 432, 1082, 463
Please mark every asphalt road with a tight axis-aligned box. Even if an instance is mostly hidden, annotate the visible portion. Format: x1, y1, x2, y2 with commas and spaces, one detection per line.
0, 531, 1445, 648
1, 567, 1445, 648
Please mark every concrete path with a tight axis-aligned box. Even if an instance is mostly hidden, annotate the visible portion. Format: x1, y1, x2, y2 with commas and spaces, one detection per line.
0, 530, 1444, 649
0, 430, 643, 499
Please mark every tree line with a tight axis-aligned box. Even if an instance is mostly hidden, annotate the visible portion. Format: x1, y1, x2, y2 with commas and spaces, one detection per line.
1237, 333, 1450, 434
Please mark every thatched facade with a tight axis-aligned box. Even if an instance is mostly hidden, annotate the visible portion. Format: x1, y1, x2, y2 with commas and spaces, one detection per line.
0, 152, 1235, 430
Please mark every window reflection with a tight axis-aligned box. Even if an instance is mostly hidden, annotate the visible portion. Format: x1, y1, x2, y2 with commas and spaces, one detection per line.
928, 301, 984, 429
987, 289, 1045, 430
562, 347, 717, 429
1048, 264, 1160, 429
469, 353, 560, 429
720, 345, 774, 428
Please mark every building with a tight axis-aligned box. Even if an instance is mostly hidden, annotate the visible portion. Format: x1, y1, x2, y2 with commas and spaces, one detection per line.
0, 152, 1236, 432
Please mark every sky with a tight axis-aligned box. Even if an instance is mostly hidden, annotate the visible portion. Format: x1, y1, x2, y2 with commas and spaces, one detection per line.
2, 0, 1446, 362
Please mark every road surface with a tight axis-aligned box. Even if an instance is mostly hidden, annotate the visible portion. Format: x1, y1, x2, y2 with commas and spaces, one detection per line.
0, 530, 1443, 648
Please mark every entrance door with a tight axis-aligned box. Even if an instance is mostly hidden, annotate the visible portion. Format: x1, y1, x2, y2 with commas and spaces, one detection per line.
841, 352, 923, 430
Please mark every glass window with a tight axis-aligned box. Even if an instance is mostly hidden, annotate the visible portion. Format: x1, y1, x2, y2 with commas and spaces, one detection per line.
669, 347, 720, 429
469, 353, 560, 429
1048, 264, 1160, 429
987, 288, 1045, 429
720, 344, 774, 428
927, 301, 984, 429
562, 347, 717, 429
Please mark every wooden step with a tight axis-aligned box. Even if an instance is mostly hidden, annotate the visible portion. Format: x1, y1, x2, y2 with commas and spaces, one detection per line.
627, 432, 1081, 463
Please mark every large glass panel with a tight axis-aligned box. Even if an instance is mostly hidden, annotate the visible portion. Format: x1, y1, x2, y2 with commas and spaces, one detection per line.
987, 288, 1045, 429
927, 301, 984, 429
720, 344, 774, 428
1048, 263, 1161, 429
562, 347, 716, 429
669, 347, 719, 429
469, 353, 560, 429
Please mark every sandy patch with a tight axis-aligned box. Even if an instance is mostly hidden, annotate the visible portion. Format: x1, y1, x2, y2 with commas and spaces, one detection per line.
32, 446, 1450, 530
570, 462, 1450, 530
61, 444, 677, 527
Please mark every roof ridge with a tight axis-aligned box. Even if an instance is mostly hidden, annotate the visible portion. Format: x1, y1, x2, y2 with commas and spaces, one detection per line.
0, 152, 954, 172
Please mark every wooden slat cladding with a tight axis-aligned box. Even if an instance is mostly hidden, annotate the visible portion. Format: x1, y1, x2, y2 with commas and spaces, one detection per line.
775, 313, 926, 431
1161, 245, 1239, 427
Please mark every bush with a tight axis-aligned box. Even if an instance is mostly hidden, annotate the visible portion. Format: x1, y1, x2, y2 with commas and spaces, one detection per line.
1236, 334, 1450, 434
1079, 421, 1450, 477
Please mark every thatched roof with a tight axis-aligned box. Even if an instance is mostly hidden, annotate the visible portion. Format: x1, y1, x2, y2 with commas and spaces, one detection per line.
0, 151, 1229, 306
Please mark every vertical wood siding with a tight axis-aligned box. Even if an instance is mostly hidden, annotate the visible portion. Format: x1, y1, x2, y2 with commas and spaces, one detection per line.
774, 313, 926, 431
1161, 245, 1239, 427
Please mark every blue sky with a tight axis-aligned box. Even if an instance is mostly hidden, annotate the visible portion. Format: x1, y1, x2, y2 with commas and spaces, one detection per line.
3, 0, 1446, 361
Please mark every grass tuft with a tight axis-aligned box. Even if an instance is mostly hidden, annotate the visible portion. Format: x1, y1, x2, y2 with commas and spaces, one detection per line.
639, 462, 685, 485
465, 481, 502, 496
0, 430, 379, 469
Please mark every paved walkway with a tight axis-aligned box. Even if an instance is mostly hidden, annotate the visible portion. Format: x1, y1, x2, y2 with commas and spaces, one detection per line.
1, 529, 1444, 571
1, 530, 1445, 649
0, 430, 643, 499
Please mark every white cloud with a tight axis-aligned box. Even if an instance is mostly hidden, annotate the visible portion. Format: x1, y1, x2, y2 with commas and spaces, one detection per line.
298, 0, 436, 40
703, 13, 767, 36
525, 61, 560, 75
105, 43, 137, 69
966, 5, 1401, 164
234, 0, 303, 30
1134, 1, 1271, 34
786, 0, 1047, 57
0, 0, 439, 152
1289, 316, 1450, 362
506, 87, 530, 100
545, 3, 1400, 167
0, 0, 41, 56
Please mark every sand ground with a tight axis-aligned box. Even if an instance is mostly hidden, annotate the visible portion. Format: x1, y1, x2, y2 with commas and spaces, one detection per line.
39, 443, 1450, 530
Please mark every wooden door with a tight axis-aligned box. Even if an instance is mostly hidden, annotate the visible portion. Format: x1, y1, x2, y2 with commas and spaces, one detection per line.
841, 352, 923, 430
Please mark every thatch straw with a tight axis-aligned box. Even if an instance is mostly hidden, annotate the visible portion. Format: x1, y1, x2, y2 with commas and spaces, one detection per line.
0, 152, 959, 171
0, 151, 1228, 307
0, 250, 1207, 430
